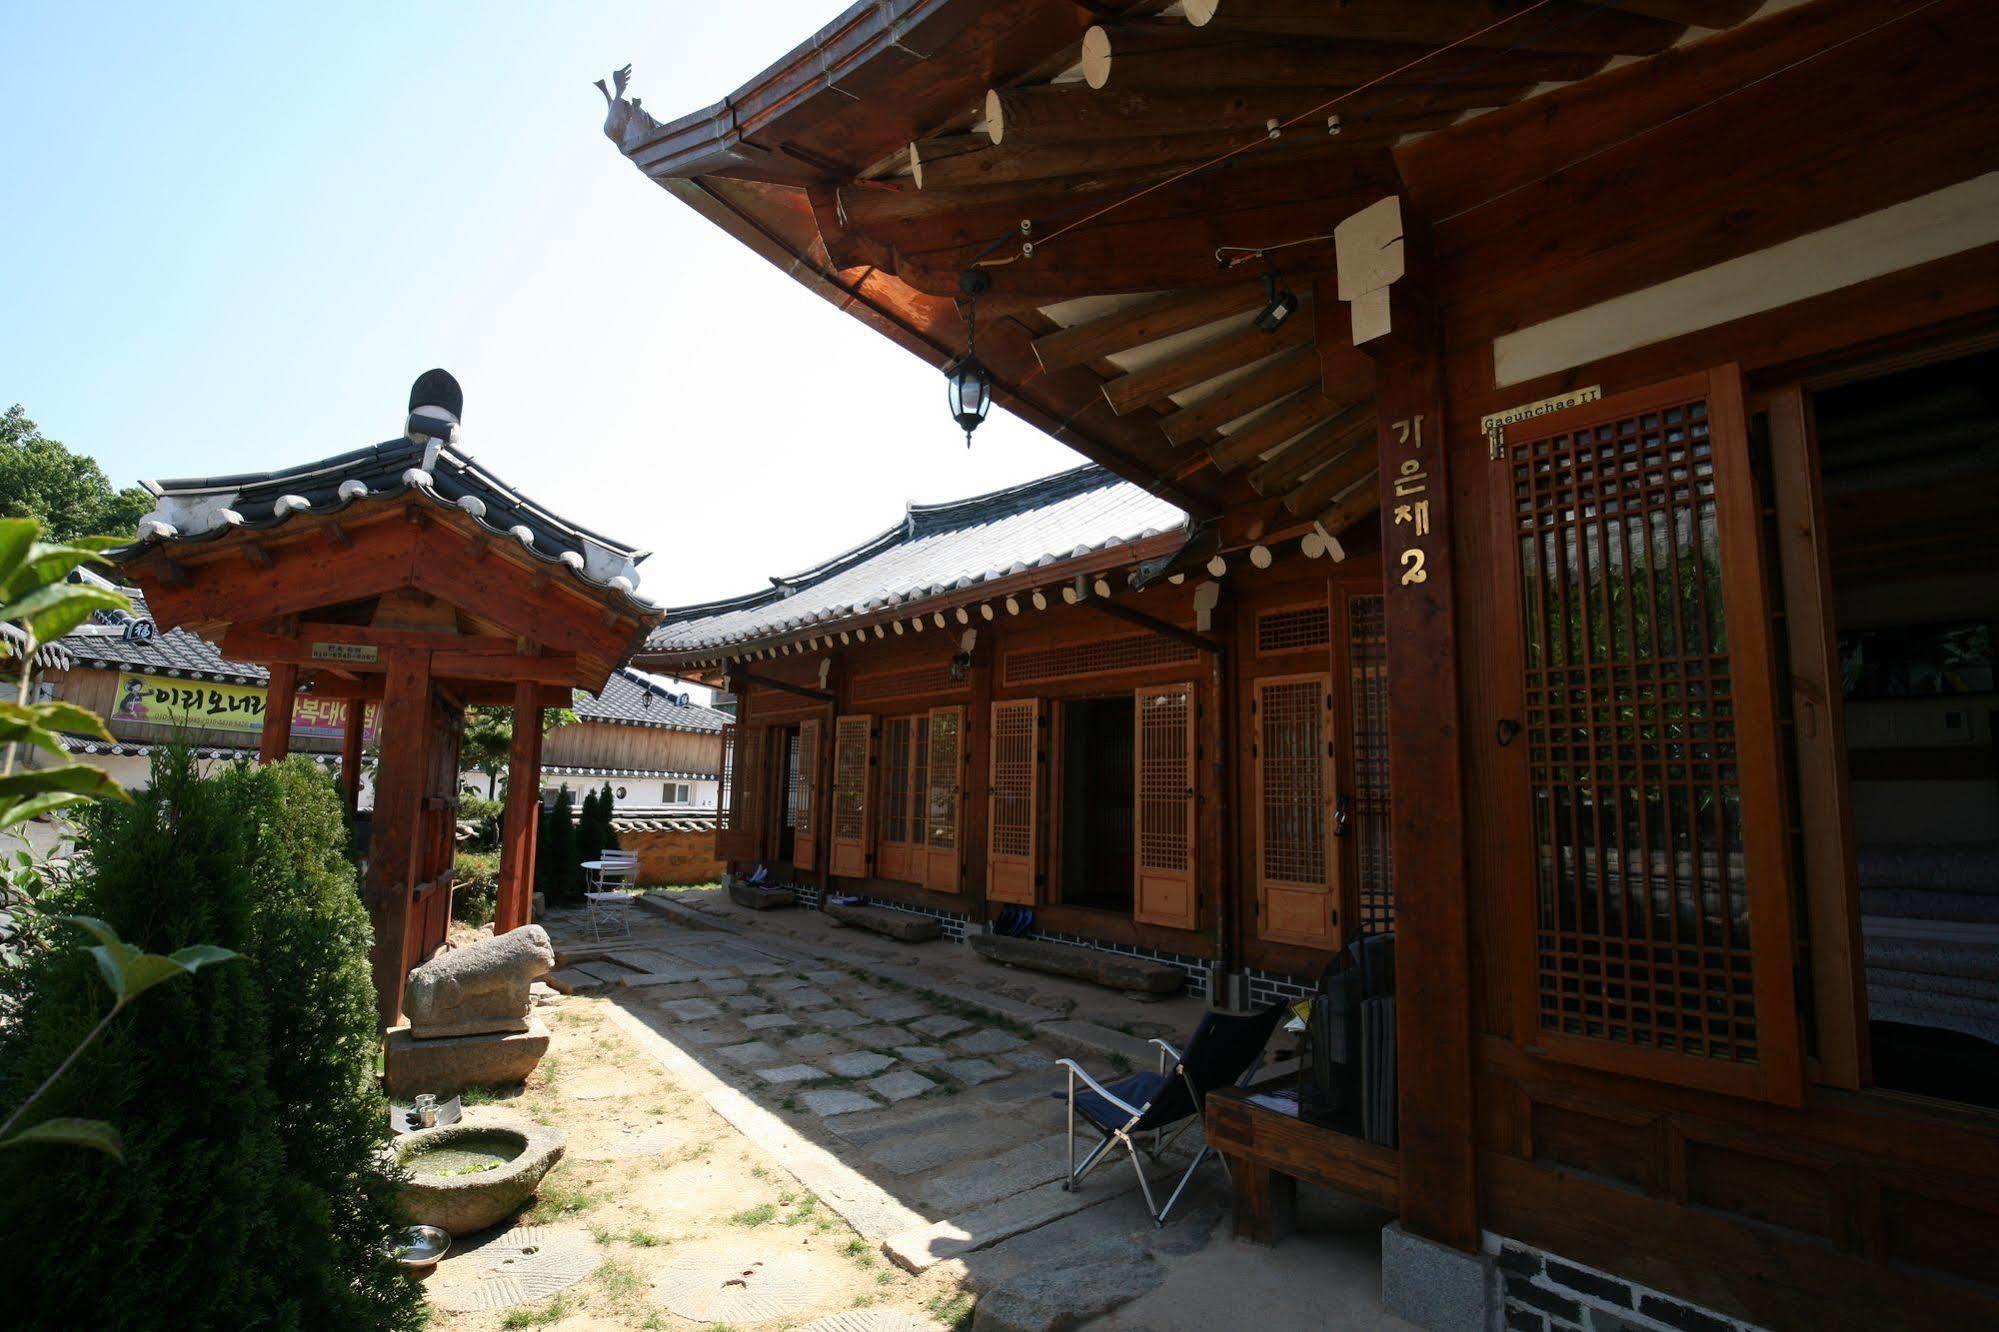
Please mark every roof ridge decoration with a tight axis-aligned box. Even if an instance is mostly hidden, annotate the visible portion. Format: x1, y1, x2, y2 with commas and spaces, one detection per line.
122, 370, 658, 616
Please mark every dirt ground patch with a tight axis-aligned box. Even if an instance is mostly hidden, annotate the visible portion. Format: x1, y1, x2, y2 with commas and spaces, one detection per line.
423, 993, 973, 1331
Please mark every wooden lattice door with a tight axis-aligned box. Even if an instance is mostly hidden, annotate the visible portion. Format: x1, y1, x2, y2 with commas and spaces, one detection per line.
793, 717, 821, 872
987, 699, 1040, 904
923, 706, 963, 892
1492, 365, 1802, 1103
1133, 684, 1197, 929
715, 722, 764, 862
828, 714, 873, 878
1253, 673, 1340, 949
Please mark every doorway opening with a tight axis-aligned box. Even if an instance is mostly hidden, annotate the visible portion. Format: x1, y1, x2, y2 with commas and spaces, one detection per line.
1058, 695, 1135, 913
1815, 347, 1999, 1109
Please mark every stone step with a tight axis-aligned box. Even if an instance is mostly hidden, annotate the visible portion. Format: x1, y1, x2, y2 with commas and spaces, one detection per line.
883, 1169, 1143, 1274
729, 881, 797, 911
969, 933, 1184, 995
824, 901, 944, 943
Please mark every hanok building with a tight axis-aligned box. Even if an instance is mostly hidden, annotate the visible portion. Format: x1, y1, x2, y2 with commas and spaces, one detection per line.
602, 2, 1999, 1328
117, 372, 664, 1024
541, 666, 729, 811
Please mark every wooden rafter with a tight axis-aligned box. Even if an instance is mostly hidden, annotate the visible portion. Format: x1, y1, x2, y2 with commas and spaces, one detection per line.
1159, 343, 1323, 447
1033, 282, 1267, 373
1101, 308, 1312, 416
1208, 387, 1347, 473
1246, 408, 1373, 495
983, 81, 1530, 147
1184, 0, 1687, 58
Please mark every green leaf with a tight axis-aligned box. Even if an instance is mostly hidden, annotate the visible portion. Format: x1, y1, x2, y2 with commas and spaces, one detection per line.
166, 944, 239, 973
0, 520, 36, 586
60, 914, 124, 948
1, 1117, 124, 1161
0, 764, 128, 803
26, 701, 115, 742
0, 543, 119, 602
0, 584, 126, 644
0, 791, 89, 831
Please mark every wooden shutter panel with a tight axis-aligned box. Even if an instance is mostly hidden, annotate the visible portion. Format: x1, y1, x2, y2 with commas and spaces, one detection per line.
715, 722, 763, 862
828, 713, 873, 879
793, 717, 821, 872
1492, 365, 1802, 1104
923, 706, 963, 892
1133, 684, 1197, 929
987, 699, 1040, 904
1253, 673, 1340, 949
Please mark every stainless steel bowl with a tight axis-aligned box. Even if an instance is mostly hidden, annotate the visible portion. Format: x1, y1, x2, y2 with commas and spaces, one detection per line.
391, 1224, 451, 1268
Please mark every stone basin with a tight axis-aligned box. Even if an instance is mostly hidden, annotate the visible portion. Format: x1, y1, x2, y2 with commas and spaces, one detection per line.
392, 1117, 565, 1237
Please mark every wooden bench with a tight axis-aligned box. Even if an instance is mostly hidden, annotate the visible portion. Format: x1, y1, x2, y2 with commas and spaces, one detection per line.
1204, 1086, 1400, 1244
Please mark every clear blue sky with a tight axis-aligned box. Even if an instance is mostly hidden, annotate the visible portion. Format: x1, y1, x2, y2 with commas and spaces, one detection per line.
0, 2, 1088, 607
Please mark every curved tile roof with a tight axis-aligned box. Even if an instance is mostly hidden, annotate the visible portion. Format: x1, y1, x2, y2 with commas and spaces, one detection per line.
645, 463, 1186, 655
571, 667, 730, 733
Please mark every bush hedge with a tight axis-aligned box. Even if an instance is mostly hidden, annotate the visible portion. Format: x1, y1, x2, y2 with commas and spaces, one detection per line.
0, 749, 425, 1330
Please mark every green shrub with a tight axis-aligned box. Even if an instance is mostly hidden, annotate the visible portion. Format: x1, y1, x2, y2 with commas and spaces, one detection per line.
454, 848, 502, 927
537, 787, 579, 905
576, 786, 606, 874
458, 794, 503, 850
0, 748, 424, 1330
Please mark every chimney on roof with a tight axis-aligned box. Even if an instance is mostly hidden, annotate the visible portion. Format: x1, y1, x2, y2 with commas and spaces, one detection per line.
406, 369, 463, 450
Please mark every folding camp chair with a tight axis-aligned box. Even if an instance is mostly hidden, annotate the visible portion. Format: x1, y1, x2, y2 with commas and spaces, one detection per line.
1055, 1002, 1287, 1225
585, 890, 633, 941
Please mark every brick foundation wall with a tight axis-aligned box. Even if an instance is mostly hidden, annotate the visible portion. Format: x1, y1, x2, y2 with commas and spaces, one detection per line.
620, 827, 725, 886
1492, 1237, 1768, 1332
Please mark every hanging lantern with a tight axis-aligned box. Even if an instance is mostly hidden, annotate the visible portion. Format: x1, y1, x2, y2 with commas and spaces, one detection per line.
946, 270, 994, 447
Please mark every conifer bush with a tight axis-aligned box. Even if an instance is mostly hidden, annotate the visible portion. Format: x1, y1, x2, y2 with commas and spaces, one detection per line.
0, 748, 425, 1330
538, 786, 580, 904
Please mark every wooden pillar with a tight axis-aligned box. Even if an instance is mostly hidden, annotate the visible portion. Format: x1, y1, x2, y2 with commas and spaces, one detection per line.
365, 648, 432, 1030
339, 699, 366, 817
259, 661, 298, 763
1360, 204, 1479, 1252
495, 679, 544, 934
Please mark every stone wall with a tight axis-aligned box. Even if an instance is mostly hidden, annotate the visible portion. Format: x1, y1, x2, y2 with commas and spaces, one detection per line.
1493, 1237, 1769, 1332
617, 826, 723, 887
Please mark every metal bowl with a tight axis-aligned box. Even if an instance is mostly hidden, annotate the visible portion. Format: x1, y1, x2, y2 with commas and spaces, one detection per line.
391, 1224, 451, 1269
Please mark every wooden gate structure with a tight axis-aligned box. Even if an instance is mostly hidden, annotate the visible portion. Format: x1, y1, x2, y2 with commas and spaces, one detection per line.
602, 3, 1999, 1326
118, 371, 660, 1026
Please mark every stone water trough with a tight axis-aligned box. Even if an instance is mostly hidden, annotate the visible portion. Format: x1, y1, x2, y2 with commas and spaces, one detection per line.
393, 1117, 566, 1237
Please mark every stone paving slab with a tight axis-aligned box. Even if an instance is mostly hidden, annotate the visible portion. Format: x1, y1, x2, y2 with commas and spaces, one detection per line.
907, 1014, 977, 1039
894, 1044, 950, 1065
1033, 1018, 1158, 1066
801, 1311, 950, 1332
804, 969, 848, 985
718, 1040, 786, 1066
674, 1025, 730, 1046
952, 1028, 1026, 1056
742, 1012, 799, 1032
619, 968, 729, 988
826, 1051, 897, 1079
859, 996, 932, 1023
733, 961, 790, 978
785, 1032, 851, 1058
845, 1024, 909, 1048
921, 1132, 1073, 1212
702, 977, 751, 995
663, 998, 723, 1021
866, 1069, 937, 1103
544, 966, 602, 994
882, 1172, 1142, 1274
1002, 1048, 1054, 1073
756, 1063, 829, 1085
937, 1056, 1008, 1085
801, 1088, 879, 1117
762, 975, 808, 991
782, 988, 838, 1008
811, 1008, 866, 1030
724, 993, 775, 1013
429, 1224, 604, 1311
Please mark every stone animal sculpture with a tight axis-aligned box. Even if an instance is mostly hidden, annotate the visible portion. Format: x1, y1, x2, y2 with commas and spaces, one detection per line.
404, 925, 557, 1039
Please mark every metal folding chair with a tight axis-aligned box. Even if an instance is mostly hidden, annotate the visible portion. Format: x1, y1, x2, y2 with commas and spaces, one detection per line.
585, 890, 632, 941
1054, 1003, 1287, 1225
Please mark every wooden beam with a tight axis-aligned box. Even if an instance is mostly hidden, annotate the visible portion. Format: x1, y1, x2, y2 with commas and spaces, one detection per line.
910, 116, 1453, 192
985, 80, 1530, 147
1080, 20, 1610, 91
1158, 344, 1320, 446
1102, 306, 1312, 415
1187, 0, 1685, 57
1208, 388, 1348, 473
495, 677, 543, 935
1033, 282, 1266, 372
1247, 409, 1373, 495
1077, 596, 1220, 655
242, 541, 273, 571
1360, 203, 1477, 1252
1282, 425, 1379, 514
1313, 472, 1381, 543
339, 697, 366, 819
366, 648, 431, 1029
727, 665, 836, 704
259, 661, 297, 763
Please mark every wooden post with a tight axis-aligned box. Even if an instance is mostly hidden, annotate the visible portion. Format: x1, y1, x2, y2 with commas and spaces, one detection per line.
259, 661, 298, 763
339, 699, 366, 818
1356, 204, 1480, 1252
365, 648, 432, 1030
495, 679, 544, 934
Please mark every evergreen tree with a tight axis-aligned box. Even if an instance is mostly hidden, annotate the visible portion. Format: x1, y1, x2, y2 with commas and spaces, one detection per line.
541, 786, 580, 904
597, 781, 621, 853
576, 786, 606, 875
